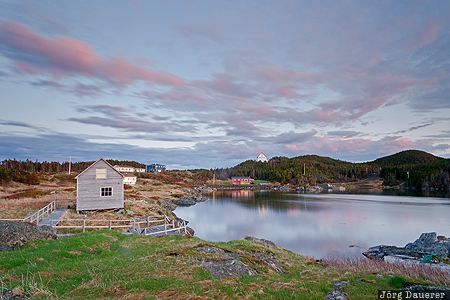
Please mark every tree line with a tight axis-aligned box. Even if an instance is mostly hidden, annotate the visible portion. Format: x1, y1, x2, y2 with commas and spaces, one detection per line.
0, 159, 145, 185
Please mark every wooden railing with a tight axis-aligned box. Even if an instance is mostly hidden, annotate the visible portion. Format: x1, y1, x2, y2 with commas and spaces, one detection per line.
141, 215, 188, 236
49, 215, 189, 236
51, 216, 166, 233
22, 201, 56, 225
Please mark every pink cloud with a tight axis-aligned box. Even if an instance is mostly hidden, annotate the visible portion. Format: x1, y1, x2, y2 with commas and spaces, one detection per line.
0, 20, 184, 87
417, 22, 443, 48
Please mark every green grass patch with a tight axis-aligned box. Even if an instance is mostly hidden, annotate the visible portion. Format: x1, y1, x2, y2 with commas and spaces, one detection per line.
0, 231, 439, 299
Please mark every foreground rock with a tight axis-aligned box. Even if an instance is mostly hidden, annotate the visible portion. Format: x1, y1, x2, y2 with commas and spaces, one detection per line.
363, 232, 450, 270
194, 245, 257, 279
325, 281, 350, 300
194, 238, 285, 279
0, 287, 27, 300
0, 221, 57, 251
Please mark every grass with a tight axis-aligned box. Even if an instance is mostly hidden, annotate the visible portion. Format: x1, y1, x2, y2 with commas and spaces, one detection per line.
324, 257, 450, 285
0, 232, 446, 299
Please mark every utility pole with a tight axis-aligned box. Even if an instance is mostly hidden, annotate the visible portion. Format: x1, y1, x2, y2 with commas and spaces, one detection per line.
303, 163, 306, 176
68, 156, 72, 175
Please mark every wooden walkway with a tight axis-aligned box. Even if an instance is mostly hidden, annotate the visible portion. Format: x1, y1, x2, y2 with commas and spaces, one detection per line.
38, 208, 67, 227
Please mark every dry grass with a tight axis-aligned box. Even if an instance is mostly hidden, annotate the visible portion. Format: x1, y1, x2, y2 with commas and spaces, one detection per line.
323, 257, 450, 285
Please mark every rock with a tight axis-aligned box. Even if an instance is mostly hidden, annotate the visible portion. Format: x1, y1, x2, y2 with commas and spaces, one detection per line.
175, 196, 197, 206
326, 281, 350, 300
405, 232, 449, 259
194, 245, 256, 279
363, 245, 424, 260
363, 232, 450, 262
0, 287, 27, 300
159, 199, 177, 211
325, 289, 348, 300
0, 221, 57, 251
251, 252, 285, 273
174, 189, 209, 207
200, 259, 257, 279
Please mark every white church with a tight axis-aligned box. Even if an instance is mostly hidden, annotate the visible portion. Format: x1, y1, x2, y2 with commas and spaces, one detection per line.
256, 152, 268, 162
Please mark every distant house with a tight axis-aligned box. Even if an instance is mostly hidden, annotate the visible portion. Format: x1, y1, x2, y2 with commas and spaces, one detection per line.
123, 173, 137, 186
146, 164, 166, 173
76, 159, 124, 211
231, 177, 254, 185
256, 152, 268, 163
114, 165, 135, 173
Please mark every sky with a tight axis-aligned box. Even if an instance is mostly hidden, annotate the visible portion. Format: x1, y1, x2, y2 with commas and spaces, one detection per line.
0, 0, 450, 169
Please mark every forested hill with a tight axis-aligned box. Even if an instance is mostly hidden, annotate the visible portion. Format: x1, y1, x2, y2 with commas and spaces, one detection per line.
216, 150, 450, 189
373, 150, 444, 166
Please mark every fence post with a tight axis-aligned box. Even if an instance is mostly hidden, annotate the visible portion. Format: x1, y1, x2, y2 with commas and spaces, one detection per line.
109, 220, 112, 230
147, 216, 150, 227
184, 221, 187, 235
83, 219, 86, 232
164, 217, 167, 235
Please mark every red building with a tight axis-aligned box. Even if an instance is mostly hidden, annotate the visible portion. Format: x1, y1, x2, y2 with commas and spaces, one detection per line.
231, 177, 254, 185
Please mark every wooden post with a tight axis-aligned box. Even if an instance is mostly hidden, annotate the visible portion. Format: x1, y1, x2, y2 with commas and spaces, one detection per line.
184, 221, 187, 234
147, 216, 150, 227
83, 219, 86, 232
109, 220, 112, 230
164, 218, 167, 235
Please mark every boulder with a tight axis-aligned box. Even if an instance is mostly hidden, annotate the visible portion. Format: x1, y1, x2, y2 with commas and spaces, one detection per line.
363, 245, 425, 260
405, 232, 449, 259
363, 232, 450, 265
200, 259, 257, 279
0, 221, 57, 251
194, 245, 256, 279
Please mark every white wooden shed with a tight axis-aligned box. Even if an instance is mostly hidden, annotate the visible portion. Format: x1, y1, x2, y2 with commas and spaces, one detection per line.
76, 159, 124, 211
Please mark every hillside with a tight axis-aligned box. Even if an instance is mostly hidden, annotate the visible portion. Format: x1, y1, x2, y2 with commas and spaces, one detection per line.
215, 150, 450, 193
217, 154, 372, 185
0, 231, 446, 299
373, 150, 444, 166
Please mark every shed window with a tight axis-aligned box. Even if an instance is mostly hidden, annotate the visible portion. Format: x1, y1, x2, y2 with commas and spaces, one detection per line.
101, 187, 113, 197
96, 168, 107, 179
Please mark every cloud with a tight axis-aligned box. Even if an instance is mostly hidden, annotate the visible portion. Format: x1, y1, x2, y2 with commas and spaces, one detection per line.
69, 104, 198, 134
391, 123, 432, 134
265, 130, 317, 144
327, 130, 361, 138
0, 20, 184, 87
0, 119, 38, 129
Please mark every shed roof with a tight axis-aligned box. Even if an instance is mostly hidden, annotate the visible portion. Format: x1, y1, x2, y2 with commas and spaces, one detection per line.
75, 158, 125, 179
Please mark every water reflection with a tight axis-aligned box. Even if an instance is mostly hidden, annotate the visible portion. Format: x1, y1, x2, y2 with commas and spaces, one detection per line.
175, 191, 450, 258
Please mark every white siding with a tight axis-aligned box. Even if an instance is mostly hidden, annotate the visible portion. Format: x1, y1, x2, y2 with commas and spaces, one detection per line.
77, 159, 124, 211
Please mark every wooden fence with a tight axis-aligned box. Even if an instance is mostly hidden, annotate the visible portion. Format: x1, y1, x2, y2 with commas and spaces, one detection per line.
141, 215, 188, 236
48, 215, 189, 236
0, 201, 57, 225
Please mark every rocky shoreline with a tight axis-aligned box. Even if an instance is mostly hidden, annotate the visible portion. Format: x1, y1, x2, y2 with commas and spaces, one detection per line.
160, 186, 213, 210
363, 232, 450, 272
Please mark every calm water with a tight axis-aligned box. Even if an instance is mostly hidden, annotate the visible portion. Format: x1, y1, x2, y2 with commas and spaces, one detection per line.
175, 191, 450, 258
